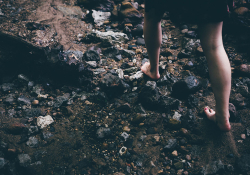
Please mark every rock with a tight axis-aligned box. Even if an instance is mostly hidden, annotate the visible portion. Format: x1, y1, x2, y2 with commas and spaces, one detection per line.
0, 158, 5, 169
64, 50, 84, 62
187, 94, 199, 108
17, 95, 31, 105
24, 108, 42, 118
119, 146, 127, 156
85, 30, 129, 47
129, 71, 144, 81
18, 154, 31, 167
158, 96, 180, 112
172, 76, 201, 99
237, 64, 250, 76
234, 7, 249, 16
136, 38, 145, 45
93, 68, 106, 75
124, 67, 138, 74
241, 134, 246, 139
229, 103, 238, 122
103, 46, 120, 59
139, 81, 160, 109
172, 150, 178, 157
246, 127, 250, 137
96, 127, 111, 139
172, 111, 182, 121
37, 115, 54, 129
185, 31, 197, 38
84, 50, 100, 61
196, 56, 209, 77
1, 83, 14, 92
201, 160, 224, 175
5, 94, 15, 104
117, 103, 131, 113
164, 139, 177, 152
53, 93, 70, 108
87, 91, 108, 106
57, 5, 84, 19
119, 2, 142, 19
32, 100, 39, 105
92, 10, 111, 26
168, 119, 181, 129
121, 49, 136, 58
178, 49, 192, 58
174, 161, 183, 170
18, 74, 29, 82
121, 132, 129, 141
42, 132, 54, 140
0, 9, 4, 16
28, 126, 39, 135
7, 123, 26, 134
132, 24, 143, 37
26, 136, 39, 148
100, 73, 127, 98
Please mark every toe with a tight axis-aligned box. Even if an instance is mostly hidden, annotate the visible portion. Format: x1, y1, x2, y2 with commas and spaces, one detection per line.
204, 107, 216, 121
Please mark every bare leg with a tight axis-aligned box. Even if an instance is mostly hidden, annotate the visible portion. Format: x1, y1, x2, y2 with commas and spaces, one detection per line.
199, 22, 231, 131
141, 9, 161, 80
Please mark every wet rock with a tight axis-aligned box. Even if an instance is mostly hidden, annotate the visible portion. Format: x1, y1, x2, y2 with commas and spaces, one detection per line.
116, 102, 131, 113
92, 10, 111, 26
96, 127, 111, 139
87, 91, 108, 106
85, 30, 129, 47
100, 73, 127, 98
132, 24, 143, 37
7, 123, 26, 134
37, 115, 54, 129
17, 95, 31, 105
164, 139, 177, 152
230, 93, 245, 108
57, 5, 84, 19
84, 50, 100, 62
26, 136, 39, 148
124, 67, 138, 74
129, 71, 144, 81
93, 68, 106, 75
201, 160, 224, 175
119, 2, 142, 20
121, 132, 129, 141
236, 154, 250, 173
0, 157, 5, 169
172, 76, 201, 99
174, 161, 183, 170
172, 111, 182, 121
136, 38, 145, 45
18, 154, 31, 167
139, 81, 160, 109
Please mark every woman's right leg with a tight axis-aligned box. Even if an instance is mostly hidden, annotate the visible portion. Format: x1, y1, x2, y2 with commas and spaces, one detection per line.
199, 22, 231, 131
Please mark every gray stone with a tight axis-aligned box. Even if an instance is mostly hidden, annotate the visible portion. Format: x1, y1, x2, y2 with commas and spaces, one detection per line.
201, 160, 224, 175
18, 74, 29, 82
28, 126, 39, 135
18, 95, 31, 105
1, 83, 14, 92
116, 69, 124, 79
26, 136, 39, 148
0, 158, 5, 169
96, 127, 111, 139
64, 50, 83, 62
93, 68, 106, 75
121, 49, 136, 58
92, 10, 111, 26
53, 93, 70, 108
18, 154, 31, 167
0, 9, 4, 16
246, 127, 250, 137
5, 94, 15, 104
164, 139, 177, 151
8, 109, 16, 117
42, 132, 54, 140
136, 38, 145, 45
86, 61, 97, 68
124, 67, 138, 74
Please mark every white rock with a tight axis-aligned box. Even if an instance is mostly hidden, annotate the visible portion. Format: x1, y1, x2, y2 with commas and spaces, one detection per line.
173, 111, 182, 121
130, 71, 144, 81
116, 69, 124, 79
91, 30, 129, 45
37, 115, 54, 129
92, 10, 111, 26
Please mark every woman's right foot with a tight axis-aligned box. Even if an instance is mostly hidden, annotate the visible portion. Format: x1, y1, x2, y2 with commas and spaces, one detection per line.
141, 62, 160, 80
204, 107, 231, 132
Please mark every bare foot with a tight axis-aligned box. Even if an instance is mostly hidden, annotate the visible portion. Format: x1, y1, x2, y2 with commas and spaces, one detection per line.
141, 62, 160, 80
204, 107, 231, 132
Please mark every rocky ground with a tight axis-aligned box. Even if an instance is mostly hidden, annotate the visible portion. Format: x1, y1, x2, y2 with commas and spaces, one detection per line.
0, 0, 250, 175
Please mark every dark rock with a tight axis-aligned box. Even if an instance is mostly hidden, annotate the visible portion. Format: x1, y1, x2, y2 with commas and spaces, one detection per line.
24, 108, 42, 118
28, 126, 39, 135
178, 49, 191, 58
88, 91, 108, 106
138, 81, 160, 109
201, 160, 224, 175
158, 96, 180, 112
120, 62, 131, 69
119, 2, 142, 20
229, 103, 238, 122
42, 132, 54, 140
132, 24, 143, 37
136, 38, 145, 45
114, 54, 122, 61
187, 95, 199, 108
18, 154, 31, 167
84, 50, 100, 61
96, 127, 111, 139
128, 45, 137, 50
170, 44, 179, 49
5, 94, 15, 104
53, 93, 70, 108
236, 154, 250, 173
121, 49, 136, 58
172, 76, 201, 99
164, 139, 177, 152
103, 46, 120, 59
116, 102, 131, 113
100, 73, 127, 98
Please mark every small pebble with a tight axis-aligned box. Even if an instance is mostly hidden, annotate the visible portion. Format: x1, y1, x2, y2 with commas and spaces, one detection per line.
32, 100, 39, 105
183, 171, 189, 175
241, 134, 246, 139
123, 126, 130, 132
186, 154, 191, 161
172, 150, 178, 157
